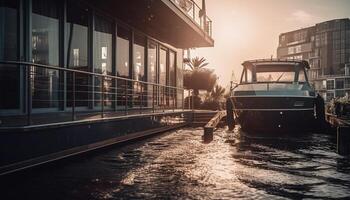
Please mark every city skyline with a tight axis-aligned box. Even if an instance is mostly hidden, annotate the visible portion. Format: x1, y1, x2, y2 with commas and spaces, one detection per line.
193, 0, 350, 87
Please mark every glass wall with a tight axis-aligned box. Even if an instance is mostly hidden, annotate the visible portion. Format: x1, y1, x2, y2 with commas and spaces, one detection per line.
159, 48, 167, 107
94, 15, 113, 108
147, 41, 157, 107
0, 0, 20, 110
32, 0, 60, 109
66, 1, 89, 107
133, 33, 145, 107
116, 25, 130, 107
169, 51, 176, 107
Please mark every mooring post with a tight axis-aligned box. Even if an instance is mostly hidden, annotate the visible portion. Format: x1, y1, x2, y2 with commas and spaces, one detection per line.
337, 126, 350, 155
203, 127, 214, 142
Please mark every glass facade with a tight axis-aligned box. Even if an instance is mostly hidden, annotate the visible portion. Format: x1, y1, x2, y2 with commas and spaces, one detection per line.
0, 0, 20, 110
0, 0, 184, 116
147, 41, 157, 107
116, 25, 130, 107
159, 48, 167, 106
66, 1, 89, 107
169, 51, 176, 107
133, 33, 145, 107
94, 15, 113, 108
32, 0, 60, 109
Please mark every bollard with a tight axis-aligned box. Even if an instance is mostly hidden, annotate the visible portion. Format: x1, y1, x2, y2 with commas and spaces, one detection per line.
203, 127, 214, 142
337, 126, 350, 155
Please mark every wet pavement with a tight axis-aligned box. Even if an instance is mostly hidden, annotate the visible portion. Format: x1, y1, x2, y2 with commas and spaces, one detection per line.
1, 127, 350, 199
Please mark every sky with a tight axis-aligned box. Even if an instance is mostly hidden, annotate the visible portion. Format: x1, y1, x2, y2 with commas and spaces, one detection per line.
191, 0, 350, 89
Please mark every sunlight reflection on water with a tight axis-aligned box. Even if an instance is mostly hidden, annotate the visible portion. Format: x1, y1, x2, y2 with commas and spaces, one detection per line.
1, 127, 350, 199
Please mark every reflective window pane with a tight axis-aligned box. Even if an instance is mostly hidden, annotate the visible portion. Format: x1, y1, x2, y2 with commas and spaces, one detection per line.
133, 33, 145, 107
66, 1, 89, 107
159, 48, 167, 106
116, 25, 130, 78
147, 41, 157, 107
116, 25, 130, 107
94, 15, 113, 108
32, 0, 60, 109
0, 0, 20, 109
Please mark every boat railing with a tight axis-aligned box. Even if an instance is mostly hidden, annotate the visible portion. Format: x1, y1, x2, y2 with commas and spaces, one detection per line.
0, 60, 188, 127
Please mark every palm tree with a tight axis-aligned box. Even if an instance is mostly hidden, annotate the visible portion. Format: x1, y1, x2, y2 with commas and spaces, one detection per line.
210, 85, 225, 102
183, 57, 209, 71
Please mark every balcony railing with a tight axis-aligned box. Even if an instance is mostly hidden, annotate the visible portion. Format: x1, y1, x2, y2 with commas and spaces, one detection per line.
0, 61, 191, 127
171, 0, 212, 37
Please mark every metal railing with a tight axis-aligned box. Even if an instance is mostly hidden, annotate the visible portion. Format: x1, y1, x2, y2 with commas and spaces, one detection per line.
0, 61, 187, 126
171, 0, 212, 37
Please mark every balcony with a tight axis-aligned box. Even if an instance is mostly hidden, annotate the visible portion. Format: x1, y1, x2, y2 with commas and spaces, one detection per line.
84, 0, 214, 48
170, 0, 212, 37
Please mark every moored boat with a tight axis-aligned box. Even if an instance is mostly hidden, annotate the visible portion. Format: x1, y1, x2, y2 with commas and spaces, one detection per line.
228, 59, 322, 132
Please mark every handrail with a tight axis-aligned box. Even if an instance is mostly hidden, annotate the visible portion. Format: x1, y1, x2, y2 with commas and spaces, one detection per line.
0, 60, 186, 127
170, 0, 212, 37
0, 60, 183, 90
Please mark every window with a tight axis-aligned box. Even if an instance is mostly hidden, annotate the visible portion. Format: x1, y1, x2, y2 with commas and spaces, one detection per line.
345, 78, 350, 88
116, 25, 130, 107
133, 33, 145, 107
133, 33, 145, 81
255, 66, 295, 83
335, 90, 345, 97
159, 48, 167, 106
94, 15, 113, 108
326, 80, 335, 90
169, 51, 176, 107
0, 0, 20, 109
298, 69, 306, 82
32, 0, 60, 109
335, 78, 344, 89
117, 26, 130, 78
147, 41, 157, 107
66, 1, 89, 107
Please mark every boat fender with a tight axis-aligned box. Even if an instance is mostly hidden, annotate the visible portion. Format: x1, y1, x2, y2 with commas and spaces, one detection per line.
226, 98, 235, 131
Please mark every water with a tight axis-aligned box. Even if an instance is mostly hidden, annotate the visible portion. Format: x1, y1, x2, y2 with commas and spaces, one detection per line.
1, 127, 350, 199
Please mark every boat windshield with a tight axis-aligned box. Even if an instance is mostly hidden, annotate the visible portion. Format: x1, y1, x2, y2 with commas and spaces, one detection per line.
256, 65, 295, 83
242, 65, 306, 83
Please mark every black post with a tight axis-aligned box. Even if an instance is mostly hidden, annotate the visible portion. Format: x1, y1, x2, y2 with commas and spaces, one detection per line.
72, 72, 76, 121
27, 66, 32, 126
152, 85, 155, 113
101, 77, 104, 118
140, 82, 143, 114
125, 80, 128, 115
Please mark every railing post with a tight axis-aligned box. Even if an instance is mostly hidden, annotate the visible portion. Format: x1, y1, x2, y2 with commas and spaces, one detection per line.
188, 90, 190, 109
27, 66, 32, 126
173, 88, 175, 112
140, 82, 143, 114
182, 89, 184, 111
101, 76, 104, 118
125, 80, 128, 115
163, 86, 165, 112
72, 72, 76, 121
152, 84, 155, 113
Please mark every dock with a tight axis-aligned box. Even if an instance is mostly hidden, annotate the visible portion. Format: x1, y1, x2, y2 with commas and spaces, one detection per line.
326, 113, 350, 155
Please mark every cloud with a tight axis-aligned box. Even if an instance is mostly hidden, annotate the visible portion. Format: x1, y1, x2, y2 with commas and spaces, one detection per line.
287, 10, 319, 25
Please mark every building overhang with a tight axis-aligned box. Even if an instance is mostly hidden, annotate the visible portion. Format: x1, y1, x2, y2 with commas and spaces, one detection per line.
84, 0, 214, 49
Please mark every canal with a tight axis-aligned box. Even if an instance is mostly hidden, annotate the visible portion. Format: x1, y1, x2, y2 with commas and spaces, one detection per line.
1, 127, 350, 199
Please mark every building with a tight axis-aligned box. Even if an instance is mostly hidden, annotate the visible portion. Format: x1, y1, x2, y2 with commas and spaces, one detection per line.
277, 18, 350, 101
0, 0, 214, 175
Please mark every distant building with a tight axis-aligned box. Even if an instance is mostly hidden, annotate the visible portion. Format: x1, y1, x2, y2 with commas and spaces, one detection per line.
277, 18, 350, 101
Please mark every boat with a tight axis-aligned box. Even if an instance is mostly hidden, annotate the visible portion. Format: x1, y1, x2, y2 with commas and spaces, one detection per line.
227, 59, 323, 132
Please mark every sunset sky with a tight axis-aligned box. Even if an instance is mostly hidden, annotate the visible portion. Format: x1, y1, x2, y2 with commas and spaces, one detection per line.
192, 0, 350, 88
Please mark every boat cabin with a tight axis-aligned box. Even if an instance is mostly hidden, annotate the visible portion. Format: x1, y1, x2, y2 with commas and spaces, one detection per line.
240, 60, 310, 85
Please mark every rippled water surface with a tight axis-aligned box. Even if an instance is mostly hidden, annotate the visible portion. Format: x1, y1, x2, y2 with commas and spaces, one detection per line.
1, 127, 350, 199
